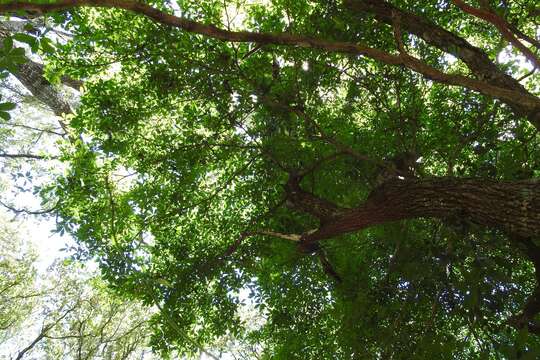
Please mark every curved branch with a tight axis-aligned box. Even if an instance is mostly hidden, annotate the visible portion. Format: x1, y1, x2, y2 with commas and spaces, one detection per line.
345, 0, 540, 128
1, 0, 539, 129
0, 199, 57, 215
452, 0, 540, 69
318, 251, 342, 284
506, 22, 540, 51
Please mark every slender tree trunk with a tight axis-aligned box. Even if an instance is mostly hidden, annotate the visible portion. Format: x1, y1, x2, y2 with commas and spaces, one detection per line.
303, 178, 540, 243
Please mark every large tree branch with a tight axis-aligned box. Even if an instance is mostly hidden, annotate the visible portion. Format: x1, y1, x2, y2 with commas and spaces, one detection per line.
285, 173, 347, 223
344, 0, 525, 91
298, 177, 540, 244
1, 0, 539, 129
0, 25, 77, 125
13, 59, 73, 117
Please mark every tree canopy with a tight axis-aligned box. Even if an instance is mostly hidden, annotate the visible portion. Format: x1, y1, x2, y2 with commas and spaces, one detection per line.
1, 0, 539, 358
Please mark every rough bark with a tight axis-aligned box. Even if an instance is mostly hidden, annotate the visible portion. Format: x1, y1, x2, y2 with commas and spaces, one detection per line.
285, 173, 347, 223
14, 60, 73, 116
284, 175, 540, 331
290, 178, 540, 244
0, 20, 80, 107
0, 27, 73, 117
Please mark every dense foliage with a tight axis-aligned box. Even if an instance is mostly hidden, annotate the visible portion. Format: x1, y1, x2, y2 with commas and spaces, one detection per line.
1, 0, 539, 358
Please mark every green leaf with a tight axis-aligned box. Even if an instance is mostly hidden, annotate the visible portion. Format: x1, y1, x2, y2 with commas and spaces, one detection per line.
156, 278, 173, 288
12, 33, 38, 50
2, 37, 13, 52
11, 48, 25, 57
40, 38, 56, 54
0, 102, 16, 111
0, 111, 11, 121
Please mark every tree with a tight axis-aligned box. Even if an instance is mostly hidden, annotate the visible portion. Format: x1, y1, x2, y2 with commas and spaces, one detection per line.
24, 262, 155, 360
0, 0, 539, 357
0, 15, 80, 217
0, 211, 159, 360
0, 212, 38, 343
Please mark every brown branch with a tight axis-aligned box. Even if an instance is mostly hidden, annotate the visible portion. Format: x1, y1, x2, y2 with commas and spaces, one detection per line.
452, 0, 540, 69
344, 0, 540, 129
517, 68, 537, 82
0, 152, 56, 160
506, 22, 540, 51
317, 251, 342, 283
0, 199, 57, 215
299, 177, 540, 244
506, 237, 540, 334
1, 0, 539, 129
285, 173, 347, 222
391, 11, 406, 54
60, 74, 83, 90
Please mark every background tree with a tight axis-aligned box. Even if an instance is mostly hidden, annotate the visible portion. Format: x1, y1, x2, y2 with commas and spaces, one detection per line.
0, 0, 539, 358
0, 211, 161, 360
0, 212, 38, 343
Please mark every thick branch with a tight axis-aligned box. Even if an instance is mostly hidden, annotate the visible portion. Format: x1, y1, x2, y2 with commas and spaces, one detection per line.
1, 1, 539, 129
14, 60, 73, 117
0, 29, 81, 90
301, 178, 540, 243
0, 26, 76, 120
285, 173, 347, 222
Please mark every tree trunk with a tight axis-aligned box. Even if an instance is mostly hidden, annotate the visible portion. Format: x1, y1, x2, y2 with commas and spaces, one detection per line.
303, 178, 540, 243
15, 60, 73, 116
0, 25, 76, 116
